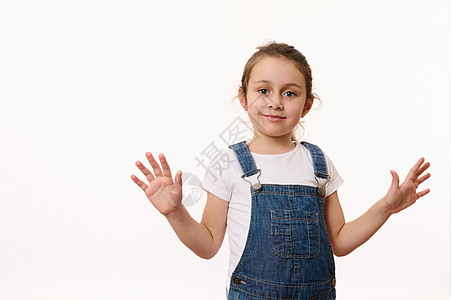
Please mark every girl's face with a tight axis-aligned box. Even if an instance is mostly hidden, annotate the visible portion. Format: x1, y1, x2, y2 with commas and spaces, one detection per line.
239, 56, 313, 141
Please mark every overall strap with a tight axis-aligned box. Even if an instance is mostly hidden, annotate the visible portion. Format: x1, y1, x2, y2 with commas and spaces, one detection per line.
228, 140, 263, 192
228, 141, 259, 178
301, 142, 330, 179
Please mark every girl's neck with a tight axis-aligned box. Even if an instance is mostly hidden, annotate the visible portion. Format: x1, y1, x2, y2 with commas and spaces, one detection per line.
247, 136, 296, 155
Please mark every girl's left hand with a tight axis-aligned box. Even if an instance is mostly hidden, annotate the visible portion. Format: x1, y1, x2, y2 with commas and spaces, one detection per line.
383, 158, 431, 215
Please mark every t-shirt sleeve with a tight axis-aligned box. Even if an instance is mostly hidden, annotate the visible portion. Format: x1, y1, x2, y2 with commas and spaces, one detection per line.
323, 152, 344, 197
199, 150, 232, 202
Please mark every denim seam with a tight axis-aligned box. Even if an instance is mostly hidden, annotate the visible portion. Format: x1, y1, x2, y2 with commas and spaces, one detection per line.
271, 217, 316, 221
316, 214, 321, 258
231, 273, 336, 288
310, 287, 334, 300
252, 191, 322, 197
289, 211, 293, 257
294, 258, 299, 285
313, 215, 320, 258
230, 286, 334, 300
306, 211, 311, 255
270, 210, 320, 259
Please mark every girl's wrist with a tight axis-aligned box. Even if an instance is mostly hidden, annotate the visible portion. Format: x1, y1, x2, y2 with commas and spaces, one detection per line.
377, 197, 394, 218
164, 205, 187, 221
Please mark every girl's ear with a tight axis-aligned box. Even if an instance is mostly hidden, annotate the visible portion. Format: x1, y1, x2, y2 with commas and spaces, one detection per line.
301, 97, 314, 118
238, 88, 248, 111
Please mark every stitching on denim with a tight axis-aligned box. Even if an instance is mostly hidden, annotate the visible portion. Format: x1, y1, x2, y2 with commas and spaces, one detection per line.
315, 215, 320, 258
309, 287, 334, 300
253, 191, 321, 197
236, 273, 335, 288
270, 210, 320, 259
294, 258, 299, 285
232, 286, 333, 300
301, 142, 331, 199
230, 143, 247, 176
249, 184, 322, 198
230, 275, 336, 300
305, 210, 311, 255
259, 184, 319, 190
289, 211, 293, 257
243, 142, 258, 172
272, 217, 316, 221
230, 141, 260, 180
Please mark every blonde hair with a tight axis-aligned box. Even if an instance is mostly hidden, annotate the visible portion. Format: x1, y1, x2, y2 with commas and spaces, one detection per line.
237, 41, 320, 142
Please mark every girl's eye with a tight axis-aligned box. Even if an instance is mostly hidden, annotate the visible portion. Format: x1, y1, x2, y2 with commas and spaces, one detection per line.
284, 91, 296, 98
258, 89, 270, 95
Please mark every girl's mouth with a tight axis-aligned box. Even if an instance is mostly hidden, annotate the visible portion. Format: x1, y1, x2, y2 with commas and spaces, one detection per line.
262, 114, 286, 122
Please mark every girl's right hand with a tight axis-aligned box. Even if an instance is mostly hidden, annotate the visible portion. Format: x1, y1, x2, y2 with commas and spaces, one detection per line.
131, 152, 183, 217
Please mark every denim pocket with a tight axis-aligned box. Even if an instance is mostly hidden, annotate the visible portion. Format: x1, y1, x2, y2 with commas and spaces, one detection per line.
270, 210, 320, 258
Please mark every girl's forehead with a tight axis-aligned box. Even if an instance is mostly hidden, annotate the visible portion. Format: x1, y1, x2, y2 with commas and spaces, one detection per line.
250, 56, 305, 84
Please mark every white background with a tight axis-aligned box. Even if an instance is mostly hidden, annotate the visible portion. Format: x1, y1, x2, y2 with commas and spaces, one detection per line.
0, 0, 450, 299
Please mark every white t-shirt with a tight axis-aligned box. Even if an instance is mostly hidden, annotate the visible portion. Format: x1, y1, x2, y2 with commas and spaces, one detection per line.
199, 140, 344, 295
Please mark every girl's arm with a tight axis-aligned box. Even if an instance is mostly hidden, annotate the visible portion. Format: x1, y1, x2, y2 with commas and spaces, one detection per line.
165, 191, 228, 259
131, 152, 228, 259
325, 158, 431, 257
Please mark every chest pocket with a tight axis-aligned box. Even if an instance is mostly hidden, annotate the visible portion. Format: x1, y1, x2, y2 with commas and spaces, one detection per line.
270, 210, 320, 258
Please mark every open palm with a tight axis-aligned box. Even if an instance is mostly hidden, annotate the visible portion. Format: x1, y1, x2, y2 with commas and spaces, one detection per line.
131, 152, 183, 216
383, 157, 431, 214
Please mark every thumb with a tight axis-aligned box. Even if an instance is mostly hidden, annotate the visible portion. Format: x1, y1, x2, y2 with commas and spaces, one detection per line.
169, 171, 183, 195
174, 170, 183, 187
390, 170, 399, 188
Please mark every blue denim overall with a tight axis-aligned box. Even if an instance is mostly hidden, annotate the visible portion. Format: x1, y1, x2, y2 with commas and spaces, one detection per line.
227, 141, 336, 300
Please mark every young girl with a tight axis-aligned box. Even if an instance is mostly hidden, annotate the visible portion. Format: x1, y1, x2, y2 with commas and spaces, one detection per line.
131, 42, 431, 300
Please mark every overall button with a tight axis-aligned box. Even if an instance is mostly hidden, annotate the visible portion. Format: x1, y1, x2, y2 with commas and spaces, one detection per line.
232, 276, 241, 285
331, 278, 336, 288
317, 185, 326, 197
253, 183, 262, 192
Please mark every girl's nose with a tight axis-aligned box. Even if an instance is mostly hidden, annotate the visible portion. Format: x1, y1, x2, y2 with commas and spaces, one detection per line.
267, 94, 283, 110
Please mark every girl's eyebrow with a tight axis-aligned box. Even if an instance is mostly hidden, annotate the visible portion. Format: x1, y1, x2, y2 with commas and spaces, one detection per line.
252, 80, 303, 89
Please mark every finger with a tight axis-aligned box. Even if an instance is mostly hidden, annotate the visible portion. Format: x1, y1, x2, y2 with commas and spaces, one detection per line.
390, 170, 400, 188
174, 171, 181, 184
174, 170, 182, 185
417, 173, 431, 186
406, 157, 425, 181
158, 153, 173, 179
416, 188, 430, 199
130, 174, 149, 192
169, 171, 183, 195
416, 161, 431, 177
135, 160, 155, 182
146, 152, 164, 178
